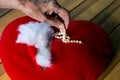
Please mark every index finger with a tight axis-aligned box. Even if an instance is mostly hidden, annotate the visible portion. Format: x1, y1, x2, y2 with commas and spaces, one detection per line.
54, 7, 69, 29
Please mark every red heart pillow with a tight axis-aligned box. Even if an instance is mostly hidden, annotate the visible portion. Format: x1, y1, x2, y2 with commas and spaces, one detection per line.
0, 16, 112, 80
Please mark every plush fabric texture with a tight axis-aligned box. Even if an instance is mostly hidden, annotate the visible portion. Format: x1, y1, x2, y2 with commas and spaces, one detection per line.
0, 16, 112, 80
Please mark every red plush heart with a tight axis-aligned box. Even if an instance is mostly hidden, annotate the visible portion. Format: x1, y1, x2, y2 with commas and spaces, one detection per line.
0, 16, 112, 80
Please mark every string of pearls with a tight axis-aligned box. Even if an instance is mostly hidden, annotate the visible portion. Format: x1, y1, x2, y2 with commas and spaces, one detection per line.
54, 31, 82, 44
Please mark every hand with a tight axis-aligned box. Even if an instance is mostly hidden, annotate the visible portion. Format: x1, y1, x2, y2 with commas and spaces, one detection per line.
0, 0, 69, 32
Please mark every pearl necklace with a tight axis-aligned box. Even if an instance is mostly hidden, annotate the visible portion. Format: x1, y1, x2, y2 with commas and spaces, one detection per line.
54, 32, 82, 44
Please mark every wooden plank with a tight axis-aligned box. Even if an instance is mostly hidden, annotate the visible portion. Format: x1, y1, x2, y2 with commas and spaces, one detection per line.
70, 0, 97, 19
0, 73, 10, 80
92, 0, 120, 24
98, 50, 120, 80
98, 25, 120, 80
70, 0, 115, 20
110, 25, 120, 54
57, 0, 85, 11
0, 10, 23, 80
99, 7, 120, 34
104, 59, 120, 80
0, 10, 25, 35
0, 64, 5, 76
91, 0, 120, 33
0, 9, 11, 17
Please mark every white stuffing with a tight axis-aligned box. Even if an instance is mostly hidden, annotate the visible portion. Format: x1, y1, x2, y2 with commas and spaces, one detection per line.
16, 22, 54, 68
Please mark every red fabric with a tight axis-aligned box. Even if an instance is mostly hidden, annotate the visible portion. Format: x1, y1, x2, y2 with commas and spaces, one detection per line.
0, 16, 112, 80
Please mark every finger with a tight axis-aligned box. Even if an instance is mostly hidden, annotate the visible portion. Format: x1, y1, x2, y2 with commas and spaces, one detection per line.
54, 7, 69, 28
45, 19, 66, 31
18, 0, 48, 22
18, 1, 65, 31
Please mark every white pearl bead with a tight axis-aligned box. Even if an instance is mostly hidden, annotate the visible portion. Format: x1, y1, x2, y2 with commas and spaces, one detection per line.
54, 32, 83, 44
70, 40, 73, 43
73, 40, 76, 43
79, 41, 82, 44
76, 40, 79, 43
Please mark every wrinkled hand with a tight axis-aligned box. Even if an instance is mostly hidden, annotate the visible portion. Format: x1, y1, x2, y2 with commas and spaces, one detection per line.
0, 0, 69, 32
